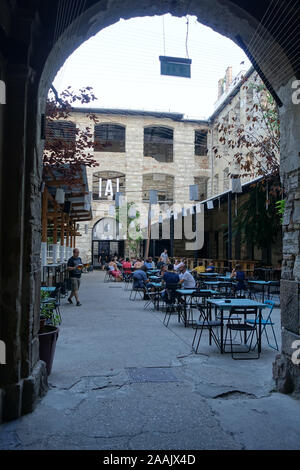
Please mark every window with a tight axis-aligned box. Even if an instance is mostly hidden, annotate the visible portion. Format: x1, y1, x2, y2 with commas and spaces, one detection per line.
144, 126, 173, 162
92, 171, 125, 201
94, 124, 125, 152
194, 176, 208, 200
46, 120, 76, 146
142, 174, 174, 203
195, 130, 208, 156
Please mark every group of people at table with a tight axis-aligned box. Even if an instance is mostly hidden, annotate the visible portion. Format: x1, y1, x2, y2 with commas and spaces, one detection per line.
105, 248, 246, 300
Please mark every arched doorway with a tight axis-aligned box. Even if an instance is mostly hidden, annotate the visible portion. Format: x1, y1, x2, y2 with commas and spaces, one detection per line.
1, 0, 300, 421
91, 217, 125, 267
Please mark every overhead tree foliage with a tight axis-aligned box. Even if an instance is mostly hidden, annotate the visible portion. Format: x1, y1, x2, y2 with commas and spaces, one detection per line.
213, 73, 280, 179
43, 86, 100, 185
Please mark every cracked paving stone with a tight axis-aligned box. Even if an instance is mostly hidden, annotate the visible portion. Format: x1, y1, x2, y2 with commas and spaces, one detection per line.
1, 272, 298, 450
209, 393, 300, 450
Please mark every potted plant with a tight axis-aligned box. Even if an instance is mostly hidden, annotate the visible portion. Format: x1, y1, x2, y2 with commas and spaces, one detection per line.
39, 290, 60, 375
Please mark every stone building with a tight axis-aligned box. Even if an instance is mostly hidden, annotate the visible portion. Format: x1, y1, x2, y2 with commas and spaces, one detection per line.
69, 67, 277, 264
0, 0, 300, 421
62, 109, 209, 263
207, 66, 279, 198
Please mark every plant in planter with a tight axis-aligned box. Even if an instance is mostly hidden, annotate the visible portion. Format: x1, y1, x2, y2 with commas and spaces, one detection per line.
39, 289, 60, 376
40, 290, 61, 328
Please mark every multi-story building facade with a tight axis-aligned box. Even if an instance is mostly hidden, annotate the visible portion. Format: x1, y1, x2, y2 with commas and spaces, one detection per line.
207, 66, 277, 198
50, 66, 277, 264
59, 109, 210, 262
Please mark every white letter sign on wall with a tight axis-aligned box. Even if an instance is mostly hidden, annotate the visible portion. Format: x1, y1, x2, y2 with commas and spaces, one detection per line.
98, 178, 120, 199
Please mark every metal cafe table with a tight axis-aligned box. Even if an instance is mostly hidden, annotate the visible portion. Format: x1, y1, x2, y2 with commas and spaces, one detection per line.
207, 298, 267, 354
203, 280, 233, 290
176, 289, 218, 327
198, 272, 219, 277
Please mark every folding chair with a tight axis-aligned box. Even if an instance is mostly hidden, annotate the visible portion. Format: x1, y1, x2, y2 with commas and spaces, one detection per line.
123, 272, 133, 290
224, 307, 260, 359
192, 300, 222, 353
246, 300, 278, 351
129, 282, 145, 300
267, 281, 280, 304
163, 285, 180, 327
144, 290, 161, 310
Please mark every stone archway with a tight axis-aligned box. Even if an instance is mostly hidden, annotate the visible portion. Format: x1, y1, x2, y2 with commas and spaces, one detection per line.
1, 0, 299, 421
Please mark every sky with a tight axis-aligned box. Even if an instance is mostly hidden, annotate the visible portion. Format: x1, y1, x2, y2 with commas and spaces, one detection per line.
53, 14, 251, 120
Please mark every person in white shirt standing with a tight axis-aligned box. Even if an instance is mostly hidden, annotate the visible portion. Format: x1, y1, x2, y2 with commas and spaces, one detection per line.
179, 264, 196, 289
160, 248, 169, 264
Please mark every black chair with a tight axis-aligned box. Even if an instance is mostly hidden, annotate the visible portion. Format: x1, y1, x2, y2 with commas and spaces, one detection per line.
267, 281, 280, 304
123, 272, 133, 290
192, 300, 222, 353
224, 307, 260, 359
163, 284, 180, 326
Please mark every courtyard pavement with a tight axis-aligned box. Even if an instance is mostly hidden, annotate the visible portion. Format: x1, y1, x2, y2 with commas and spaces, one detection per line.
1, 270, 300, 450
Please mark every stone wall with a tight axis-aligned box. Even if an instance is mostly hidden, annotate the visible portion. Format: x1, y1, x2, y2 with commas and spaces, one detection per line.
273, 78, 300, 394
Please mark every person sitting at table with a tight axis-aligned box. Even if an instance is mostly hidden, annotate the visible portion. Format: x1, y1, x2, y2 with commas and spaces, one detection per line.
134, 258, 144, 269
163, 264, 180, 287
148, 257, 156, 269
231, 264, 245, 293
179, 264, 196, 289
206, 261, 215, 272
192, 261, 206, 274
122, 257, 132, 274
108, 261, 123, 282
160, 264, 168, 277
144, 258, 153, 270
157, 256, 165, 270
174, 258, 185, 272
132, 265, 152, 299
161, 264, 180, 301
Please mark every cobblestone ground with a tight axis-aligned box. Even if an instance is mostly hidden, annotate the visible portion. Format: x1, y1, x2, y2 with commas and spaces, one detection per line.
1, 271, 300, 450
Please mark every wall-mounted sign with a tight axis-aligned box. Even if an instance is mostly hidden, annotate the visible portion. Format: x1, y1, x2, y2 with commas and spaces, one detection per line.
98, 178, 120, 198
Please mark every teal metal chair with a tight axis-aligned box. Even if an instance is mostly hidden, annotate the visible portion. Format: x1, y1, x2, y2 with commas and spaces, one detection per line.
246, 300, 278, 351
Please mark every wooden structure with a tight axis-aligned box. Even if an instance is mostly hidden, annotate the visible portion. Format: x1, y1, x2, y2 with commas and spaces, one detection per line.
41, 165, 92, 284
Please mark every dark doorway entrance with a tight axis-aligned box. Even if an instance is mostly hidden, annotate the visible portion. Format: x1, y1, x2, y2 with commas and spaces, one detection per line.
92, 240, 125, 268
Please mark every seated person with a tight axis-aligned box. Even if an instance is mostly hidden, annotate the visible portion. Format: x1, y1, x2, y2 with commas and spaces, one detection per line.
144, 258, 153, 270
148, 257, 156, 269
122, 257, 132, 274
108, 261, 123, 281
160, 264, 168, 277
179, 265, 196, 289
161, 264, 180, 302
132, 265, 151, 299
134, 259, 144, 269
192, 261, 206, 274
206, 261, 215, 272
231, 264, 245, 291
174, 258, 185, 272
133, 265, 149, 288
157, 256, 165, 270
163, 264, 180, 287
